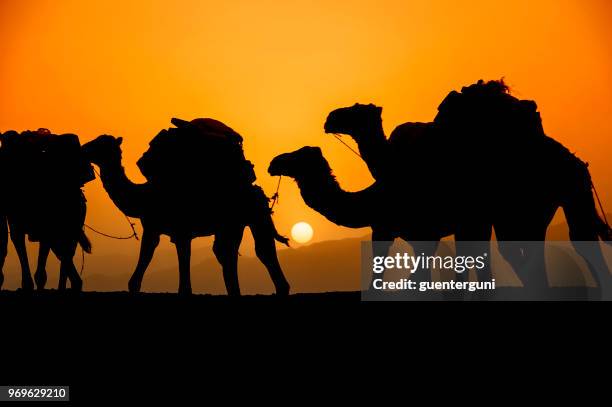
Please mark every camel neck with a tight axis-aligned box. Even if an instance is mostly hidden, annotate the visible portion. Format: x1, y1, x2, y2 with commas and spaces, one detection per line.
295, 169, 373, 228
97, 159, 146, 218
354, 123, 390, 180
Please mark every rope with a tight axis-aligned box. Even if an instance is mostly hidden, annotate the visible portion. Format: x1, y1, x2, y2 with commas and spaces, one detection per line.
84, 223, 139, 240
270, 176, 282, 210
85, 166, 140, 241
332, 133, 362, 158
267, 134, 360, 211
592, 181, 610, 229
79, 246, 85, 276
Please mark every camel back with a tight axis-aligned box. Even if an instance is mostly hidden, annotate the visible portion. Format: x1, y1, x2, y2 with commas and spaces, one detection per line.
434, 80, 545, 138
0, 129, 94, 240
137, 118, 256, 194
1, 129, 95, 191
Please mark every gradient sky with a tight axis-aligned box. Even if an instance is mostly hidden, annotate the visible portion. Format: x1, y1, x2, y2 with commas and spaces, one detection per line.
1, 0, 611, 257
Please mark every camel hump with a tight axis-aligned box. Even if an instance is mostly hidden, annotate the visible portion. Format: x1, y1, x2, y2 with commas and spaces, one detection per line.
137, 117, 256, 190
434, 79, 545, 138
389, 122, 433, 148
171, 117, 244, 144
0, 130, 94, 188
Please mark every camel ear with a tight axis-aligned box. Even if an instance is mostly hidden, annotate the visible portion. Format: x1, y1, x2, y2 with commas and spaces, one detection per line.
116, 137, 123, 146
307, 146, 323, 155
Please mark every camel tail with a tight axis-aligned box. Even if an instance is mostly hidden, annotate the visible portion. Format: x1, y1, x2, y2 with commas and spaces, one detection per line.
596, 213, 612, 245
250, 185, 290, 247
78, 230, 92, 253
267, 206, 290, 247
274, 230, 290, 247
562, 161, 612, 245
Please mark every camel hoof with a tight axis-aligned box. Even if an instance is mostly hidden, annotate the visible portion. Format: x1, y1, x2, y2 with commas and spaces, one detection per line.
128, 278, 142, 293
34, 271, 47, 291
21, 279, 35, 293
275, 282, 290, 296
70, 280, 83, 292
178, 288, 192, 296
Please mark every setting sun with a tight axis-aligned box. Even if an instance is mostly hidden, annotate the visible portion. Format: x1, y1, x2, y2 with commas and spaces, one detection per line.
291, 222, 314, 244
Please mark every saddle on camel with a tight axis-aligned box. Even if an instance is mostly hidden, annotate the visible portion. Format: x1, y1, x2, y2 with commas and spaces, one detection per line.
134, 117, 270, 241
0, 128, 95, 242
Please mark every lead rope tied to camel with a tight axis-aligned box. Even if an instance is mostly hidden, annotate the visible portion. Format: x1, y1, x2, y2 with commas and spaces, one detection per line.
79, 168, 140, 277
592, 180, 610, 230
80, 246, 85, 276
268, 134, 359, 211
84, 167, 140, 241
270, 175, 282, 210
83, 223, 139, 240
332, 133, 362, 159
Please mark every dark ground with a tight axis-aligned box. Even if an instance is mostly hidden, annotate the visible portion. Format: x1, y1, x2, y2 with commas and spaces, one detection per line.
1, 289, 609, 403
0, 288, 361, 304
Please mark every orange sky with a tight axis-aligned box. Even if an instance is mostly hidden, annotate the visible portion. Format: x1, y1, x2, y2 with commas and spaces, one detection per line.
1, 0, 611, 257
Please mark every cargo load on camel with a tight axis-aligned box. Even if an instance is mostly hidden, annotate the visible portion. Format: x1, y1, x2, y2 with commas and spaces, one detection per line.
1, 128, 95, 190
136, 118, 258, 214
434, 79, 545, 138
0, 128, 94, 241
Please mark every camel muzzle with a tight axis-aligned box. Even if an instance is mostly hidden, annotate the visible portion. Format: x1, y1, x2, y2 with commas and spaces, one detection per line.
268, 157, 284, 176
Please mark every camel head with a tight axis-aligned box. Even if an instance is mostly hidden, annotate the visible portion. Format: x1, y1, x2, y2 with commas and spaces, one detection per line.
324, 103, 383, 140
82, 135, 123, 168
0, 131, 19, 149
268, 146, 332, 180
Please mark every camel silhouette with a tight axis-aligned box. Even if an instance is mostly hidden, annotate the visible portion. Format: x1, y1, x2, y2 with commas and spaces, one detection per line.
271, 81, 611, 289
322, 80, 611, 288
0, 130, 93, 292
81, 133, 290, 296
269, 146, 451, 286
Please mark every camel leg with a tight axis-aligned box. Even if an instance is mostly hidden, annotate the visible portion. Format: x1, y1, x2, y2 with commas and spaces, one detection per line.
52, 243, 82, 292
250, 223, 290, 296
494, 215, 549, 293
213, 228, 244, 297
563, 204, 612, 297
496, 241, 524, 275
455, 221, 493, 278
408, 241, 440, 284
9, 223, 34, 292
60, 258, 82, 292
454, 221, 493, 300
58, 267, 68, 290
519, 239, 548, 294
369, 228, 394, 291
0, 216, 7, 290
175, 237, 193, 296
34, 242, 50, 290
504, 223, 549, 295
56, 245, 69, 291
128, 230, 160, 293
568, 240, 611, 298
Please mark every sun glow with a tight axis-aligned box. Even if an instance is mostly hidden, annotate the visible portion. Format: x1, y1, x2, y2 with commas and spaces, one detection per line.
291, 222, 314, 244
